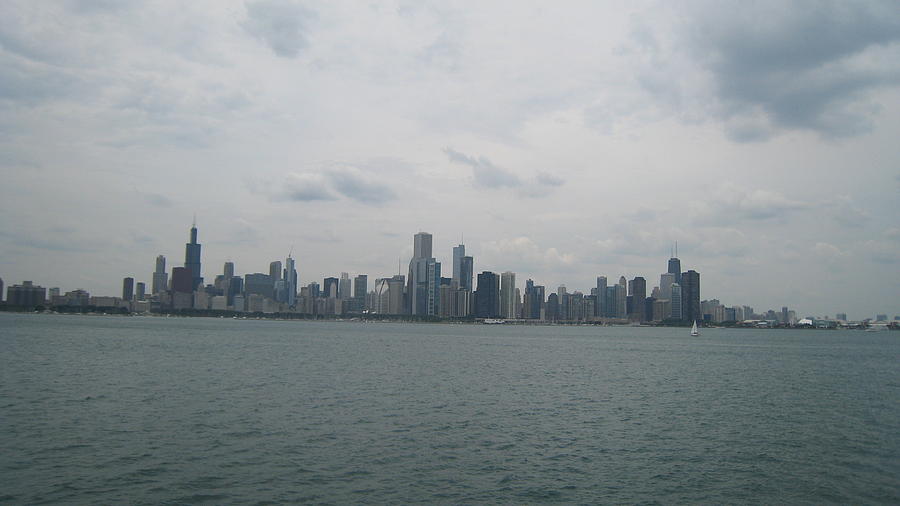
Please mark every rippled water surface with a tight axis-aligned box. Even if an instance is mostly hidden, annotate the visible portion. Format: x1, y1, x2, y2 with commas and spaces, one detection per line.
1, 312, 899, 504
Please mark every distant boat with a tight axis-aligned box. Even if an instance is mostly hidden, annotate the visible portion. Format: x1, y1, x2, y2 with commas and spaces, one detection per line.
690, 320, 700, 336
483, 318, 506, 324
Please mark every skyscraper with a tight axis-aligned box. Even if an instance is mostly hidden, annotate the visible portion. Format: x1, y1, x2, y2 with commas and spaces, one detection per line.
269, 261, 282, 282
323, 277, 339, 298
244, 273, 274, 299
668, 256, 682, 284
524, 279, 545, 319
616, 276, 627, 318
171, 267, 193, 293
122, 277, 134, 301
474, 271, 500, 318
596, 276, 607, 317
152, 255, 167, 294
136, 282, 146, 301
414, 232, 433, 259
459, 256, 474, 291
630, 277, 646, 322
284, 255, 297, 306
659, 273, 675, 301
407, 232, 440, 316
668, 242, 682, 285
671, 283, 683, 320
184, 221, 202, 290
353, 274, 368, 311
451, 243, 466, 288
681, 270, 700, 323
500, 271, 516, 318
387, 275, 405, 314
339, 272, 351, 300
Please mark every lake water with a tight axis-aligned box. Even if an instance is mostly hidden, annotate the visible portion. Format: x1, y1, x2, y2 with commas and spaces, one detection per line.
1, 312, 898, 504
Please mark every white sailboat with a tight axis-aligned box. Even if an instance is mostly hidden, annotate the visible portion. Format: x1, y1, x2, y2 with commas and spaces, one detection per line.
690, 320, 700, 336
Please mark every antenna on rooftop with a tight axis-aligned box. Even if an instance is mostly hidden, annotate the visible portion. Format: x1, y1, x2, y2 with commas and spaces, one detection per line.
675, 241, 678, 258
192, 213, 197, 228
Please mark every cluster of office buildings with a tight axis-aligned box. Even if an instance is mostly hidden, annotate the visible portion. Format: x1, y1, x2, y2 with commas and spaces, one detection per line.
2, 223, 895, 325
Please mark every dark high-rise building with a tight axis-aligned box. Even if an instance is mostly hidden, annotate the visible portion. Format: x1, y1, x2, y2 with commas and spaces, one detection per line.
668, 257, 682, 284
184, 222, 202, 290
459, 256, 474, 291
122, 277, 134, 301
224, 262, 234, 279
227, 277, 242, 304
7, 281, 46, 308
353, 274, 368, 312
244, 273, 274, 299
354, 275, 368, 299
644, 296, 656, 322
546, 292, 559, 321
596, 276, 607, 317
681, 270, 700, 323
0, 277, 4, 302
284, 256, 297, 306
136, 282, 146, 301
171, 267, 193, 293
474, 271, 500, 318
524, 279, 545, 319
630, 277, 646, 322
605, 286, 617, 317
323, 277, 339, 298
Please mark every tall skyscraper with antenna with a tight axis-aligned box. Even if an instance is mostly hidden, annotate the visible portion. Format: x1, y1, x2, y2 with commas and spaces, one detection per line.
668, 242, 682, 284
184, 219, 202, 290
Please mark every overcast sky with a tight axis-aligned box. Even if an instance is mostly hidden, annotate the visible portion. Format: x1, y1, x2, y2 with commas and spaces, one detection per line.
1, 0, 899, 319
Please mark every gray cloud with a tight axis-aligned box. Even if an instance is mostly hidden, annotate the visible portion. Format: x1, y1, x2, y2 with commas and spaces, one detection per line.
691, 186, 810, 224
0, 55, 86, 104
275, 166, 397, 205
828, 196, 870, 227
326, 167, 397, 205
535, 172, 564, 187
0, 228, 94, 253
281, 172, 337, 202
242, 0, 314, 58
444, 147, 522, 188
135, 188, 174, 208
684, 0, 900, 138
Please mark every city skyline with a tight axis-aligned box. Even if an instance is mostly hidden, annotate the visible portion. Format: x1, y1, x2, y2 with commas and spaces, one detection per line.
2, 222, 894, 323
0, 2, 898, 318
